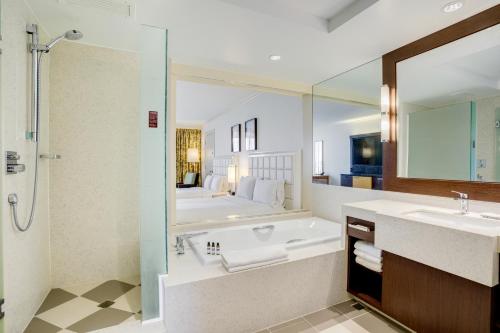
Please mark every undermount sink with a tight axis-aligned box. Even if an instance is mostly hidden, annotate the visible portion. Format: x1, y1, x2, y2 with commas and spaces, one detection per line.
404, 209, 500, 229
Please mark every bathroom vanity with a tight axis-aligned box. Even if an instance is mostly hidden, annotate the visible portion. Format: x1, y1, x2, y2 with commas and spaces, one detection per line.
343, 200, 500, 333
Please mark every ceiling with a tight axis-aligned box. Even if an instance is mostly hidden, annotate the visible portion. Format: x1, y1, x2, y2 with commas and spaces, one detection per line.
398, 23, 500, 108
313, 98, 379, 125
25, 0, 500, 85
176, 80, 260, 126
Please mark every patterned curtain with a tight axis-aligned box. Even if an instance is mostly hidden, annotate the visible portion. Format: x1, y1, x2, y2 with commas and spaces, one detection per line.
176, 128, 202, 184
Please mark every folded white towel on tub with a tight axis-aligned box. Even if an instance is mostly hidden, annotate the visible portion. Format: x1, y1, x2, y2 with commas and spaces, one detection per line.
354, 240, 382, 258
354, 249, 383, 264
355, 256, 382, 273
221, 245, 289, 273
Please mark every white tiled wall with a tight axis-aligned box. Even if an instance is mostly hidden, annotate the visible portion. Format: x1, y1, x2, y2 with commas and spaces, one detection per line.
0, 1, 51, 331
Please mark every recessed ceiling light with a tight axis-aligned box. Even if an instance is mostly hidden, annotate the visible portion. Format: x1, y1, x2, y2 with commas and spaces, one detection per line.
269, 55, 281, 61
442, 1, 463, 13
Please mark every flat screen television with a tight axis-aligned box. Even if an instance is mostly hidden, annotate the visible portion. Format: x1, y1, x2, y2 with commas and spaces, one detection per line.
350, 132, 383, 175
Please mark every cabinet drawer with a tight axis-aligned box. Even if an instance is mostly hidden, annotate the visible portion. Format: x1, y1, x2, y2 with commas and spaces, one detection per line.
347, 217, 374, 242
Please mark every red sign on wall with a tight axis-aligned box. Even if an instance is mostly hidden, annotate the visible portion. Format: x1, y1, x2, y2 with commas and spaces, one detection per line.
149, 111, 158, 128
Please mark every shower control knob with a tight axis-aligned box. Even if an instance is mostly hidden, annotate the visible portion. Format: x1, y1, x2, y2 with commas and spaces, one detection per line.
6, 164, 26, 174
8, 193, 18, 205
6, 151, 20, 160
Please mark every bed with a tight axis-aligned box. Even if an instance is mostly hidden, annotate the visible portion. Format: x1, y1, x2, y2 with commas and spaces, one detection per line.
176, 155, 236, 200
174, 151, 302, 226
175, 187, 227, 199
176, 196, 286, 225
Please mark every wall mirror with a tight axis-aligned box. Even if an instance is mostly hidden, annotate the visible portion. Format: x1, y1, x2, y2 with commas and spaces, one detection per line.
312, 58, 383, 189
397, 23, 500, 183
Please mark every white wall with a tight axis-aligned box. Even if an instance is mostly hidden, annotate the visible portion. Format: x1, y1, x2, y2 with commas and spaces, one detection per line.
203, 92, 303, 178
0, 1, 51, 331
49, 42, 140, 287
313, 100, 380, 185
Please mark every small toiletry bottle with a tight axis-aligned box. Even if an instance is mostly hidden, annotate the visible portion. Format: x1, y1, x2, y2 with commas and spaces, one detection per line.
207, 242, 211, 255
216, 243, 220, 255
211, 242, 215, 255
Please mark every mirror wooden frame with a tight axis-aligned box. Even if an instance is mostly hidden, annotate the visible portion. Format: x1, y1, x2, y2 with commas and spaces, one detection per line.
382, 4, 500, 202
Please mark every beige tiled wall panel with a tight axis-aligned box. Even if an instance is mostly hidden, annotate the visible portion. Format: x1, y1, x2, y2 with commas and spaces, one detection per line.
49, 42, 140, 287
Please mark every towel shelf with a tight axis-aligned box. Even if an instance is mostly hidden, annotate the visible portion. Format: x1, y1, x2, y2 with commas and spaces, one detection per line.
346, 216, 381, 310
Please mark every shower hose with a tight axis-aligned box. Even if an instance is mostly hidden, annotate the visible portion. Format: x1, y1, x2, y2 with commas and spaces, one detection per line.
9, 52, 43, 232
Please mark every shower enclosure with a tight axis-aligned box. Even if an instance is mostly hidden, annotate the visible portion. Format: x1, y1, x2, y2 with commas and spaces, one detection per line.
0, 6, 167, 330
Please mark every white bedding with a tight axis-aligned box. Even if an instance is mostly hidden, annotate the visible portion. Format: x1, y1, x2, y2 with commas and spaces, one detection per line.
176, 196, 286, 225
176, 187, 227, 199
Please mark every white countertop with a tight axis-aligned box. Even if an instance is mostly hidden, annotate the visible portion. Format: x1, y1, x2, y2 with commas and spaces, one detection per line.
344, 199, 500, 239
342, 199, 500, 287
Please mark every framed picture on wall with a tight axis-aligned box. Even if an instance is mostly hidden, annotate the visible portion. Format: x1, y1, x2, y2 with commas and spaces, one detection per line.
245, 118, 257, 151
231, 124, 241, 153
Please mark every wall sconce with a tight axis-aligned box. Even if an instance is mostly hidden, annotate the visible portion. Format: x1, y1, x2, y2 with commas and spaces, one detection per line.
380, 84, 390, 143
227, 164, 237, 194
187, 148, 200, 163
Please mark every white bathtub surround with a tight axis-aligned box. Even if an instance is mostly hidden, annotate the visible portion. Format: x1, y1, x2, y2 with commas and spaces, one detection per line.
164, 251, 346, 333
343, 200, 500, 287
0, 1, 52, 331
163, 216, 347, 333
49, 41, 140, 287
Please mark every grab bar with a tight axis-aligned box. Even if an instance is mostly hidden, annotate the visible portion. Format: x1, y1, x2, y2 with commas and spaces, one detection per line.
252, 225, 275, 232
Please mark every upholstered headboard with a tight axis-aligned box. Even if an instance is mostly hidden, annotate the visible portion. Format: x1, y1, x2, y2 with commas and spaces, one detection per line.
248, 151, 302, 210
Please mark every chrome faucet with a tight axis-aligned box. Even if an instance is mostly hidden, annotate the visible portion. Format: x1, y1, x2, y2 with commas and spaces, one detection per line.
451, 191, 469, 215
175, 232, 209, 255
175, 235, 185, 255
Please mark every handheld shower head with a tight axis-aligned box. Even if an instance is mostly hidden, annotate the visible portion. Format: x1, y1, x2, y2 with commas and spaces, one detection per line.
65, 30, 84, 41
45, 29, 83, 51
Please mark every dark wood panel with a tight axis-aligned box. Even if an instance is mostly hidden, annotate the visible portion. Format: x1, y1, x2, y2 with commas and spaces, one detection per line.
312, 175, 329, 184
382, 252, 493, 333
382, 4, 500, 203
347, 217, 375, 242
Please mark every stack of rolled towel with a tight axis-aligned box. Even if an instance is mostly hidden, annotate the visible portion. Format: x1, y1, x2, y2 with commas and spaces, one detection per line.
221, 245, 288, 273
354, 240, 382, 273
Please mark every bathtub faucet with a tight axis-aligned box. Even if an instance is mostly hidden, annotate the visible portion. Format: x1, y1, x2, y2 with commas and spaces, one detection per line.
175, 236, 185, 255
175, 232, 209, 255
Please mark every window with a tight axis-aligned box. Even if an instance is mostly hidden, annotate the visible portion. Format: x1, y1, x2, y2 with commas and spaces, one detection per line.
313, 140, 323, 175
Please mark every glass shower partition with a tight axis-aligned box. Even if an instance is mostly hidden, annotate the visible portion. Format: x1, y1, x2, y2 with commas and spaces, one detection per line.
139, 25, 168, 321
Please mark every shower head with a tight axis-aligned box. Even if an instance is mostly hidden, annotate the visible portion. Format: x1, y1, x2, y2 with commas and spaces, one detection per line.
45, 29, 83, 51
65, 30, 84, 41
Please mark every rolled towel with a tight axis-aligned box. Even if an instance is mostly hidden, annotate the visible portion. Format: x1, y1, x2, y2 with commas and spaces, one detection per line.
221, 245, 288, 273
354, 249, 382, 265
355, 256, 382, 273
354, 240, 382, 258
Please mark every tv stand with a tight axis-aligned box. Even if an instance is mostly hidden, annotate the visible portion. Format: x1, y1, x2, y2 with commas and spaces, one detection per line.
340, 174, 383, 190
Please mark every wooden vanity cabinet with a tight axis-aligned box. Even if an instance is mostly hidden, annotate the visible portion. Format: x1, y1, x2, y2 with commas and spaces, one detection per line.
382, 252, 495, 333
347, 216, 500, 333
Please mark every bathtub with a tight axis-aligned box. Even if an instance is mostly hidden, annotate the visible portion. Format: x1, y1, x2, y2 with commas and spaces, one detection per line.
185, 216, 341, 265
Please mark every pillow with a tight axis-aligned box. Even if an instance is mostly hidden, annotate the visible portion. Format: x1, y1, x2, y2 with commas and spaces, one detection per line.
210, 175, 226, 192
203, 175, 213, 189
236, 176, 257, 200
253, 179, 280, 206
184, 172, 197, 185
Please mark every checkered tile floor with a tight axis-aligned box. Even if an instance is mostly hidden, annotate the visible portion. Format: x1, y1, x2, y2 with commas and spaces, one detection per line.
24, 277, 142, 333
